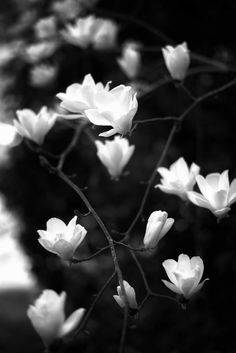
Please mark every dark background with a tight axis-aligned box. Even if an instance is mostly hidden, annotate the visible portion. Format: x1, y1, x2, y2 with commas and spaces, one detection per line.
1, 0, 236, 352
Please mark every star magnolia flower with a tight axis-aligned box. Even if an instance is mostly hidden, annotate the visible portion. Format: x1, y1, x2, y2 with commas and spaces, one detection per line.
85, 85, 138, 137
143, 211, 174, 249
27, 289, 85, 346
162, 254, 208, 299
95, 136, 135, 180
187, 170, 236, 217
14, 106, 56, 145
117, 42, 141, 79
113, 280, 138, 309
37, 216, 87, 260
162, 42, 190, 81
56, 73, 109, 118
156, 157, 200, 200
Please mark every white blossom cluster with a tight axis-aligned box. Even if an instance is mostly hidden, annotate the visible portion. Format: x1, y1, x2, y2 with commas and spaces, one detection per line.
10, 29, 234, 351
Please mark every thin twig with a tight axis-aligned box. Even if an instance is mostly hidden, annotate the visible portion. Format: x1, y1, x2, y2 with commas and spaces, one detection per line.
73, 271, 116, 337
72, 245, 111, 263
57, 122, 87, 171
119, 305, 129, 353
125, 76, 236, 237
134, 117, 178, 124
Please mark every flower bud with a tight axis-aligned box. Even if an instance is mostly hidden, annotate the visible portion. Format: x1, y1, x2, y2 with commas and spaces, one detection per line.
95, 136, 135, 180
162, 42, 190, 81
117, 42, 141, 79
113, 280, 138, 310
143, 211, 174, 249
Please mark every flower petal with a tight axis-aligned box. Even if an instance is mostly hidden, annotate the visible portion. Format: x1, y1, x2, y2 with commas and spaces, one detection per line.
59, 308, 85, 337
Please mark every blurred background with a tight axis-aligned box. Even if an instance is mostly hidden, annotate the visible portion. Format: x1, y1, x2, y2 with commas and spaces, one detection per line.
1, 0, 236, 352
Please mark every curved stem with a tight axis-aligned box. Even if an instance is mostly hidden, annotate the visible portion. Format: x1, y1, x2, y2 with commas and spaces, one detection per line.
72, 245, 110, 263
119, 306, 129, 353
134, 117, 178, 124
125, 76, 236, 237
73, 271, 116, 337
57, 121, 87, 171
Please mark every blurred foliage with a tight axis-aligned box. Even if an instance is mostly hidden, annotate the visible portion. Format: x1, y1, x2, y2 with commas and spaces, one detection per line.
1, 0, 236, 352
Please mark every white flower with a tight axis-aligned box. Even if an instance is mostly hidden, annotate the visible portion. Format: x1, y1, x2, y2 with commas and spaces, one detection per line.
34, 16, 57, 39
27, 289, 85, 346
92, 18, 118, 50
162, 254, 208, 299
56, 73, 109, 118
24, 41, 58, 63
113, 280, 138, 309
29, 64, 57, 87
117, 42, 141, 79
14, 106, 56, 145
143, 211, 174, 249
61, 15, 117, 49
37, 216, 87, 260
95, 136, 135, 180
52, 0, 82, 20
85, 85, 138, 137
156, 157, 200, 200
162, 42, 190, 81
187, 170, 236, 217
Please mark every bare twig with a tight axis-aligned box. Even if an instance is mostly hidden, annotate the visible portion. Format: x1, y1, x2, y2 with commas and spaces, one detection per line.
57, 122, 87, 171
125, 76, 236, 238
72, 245, 111, 263
74, 271, 116, 337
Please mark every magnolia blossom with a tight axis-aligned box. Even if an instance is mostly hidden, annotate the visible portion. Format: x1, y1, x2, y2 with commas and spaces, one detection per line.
113, 280, 138, 309
162, 254, 208, 299
143, 211, 174, 249
95, 136, 134, 180
156, 157, 200, 200
57, 74, 138, 135
34, 16, 57, 39
24, 41, 58, 63
62, 15, 118, 50
37, 216, 87, 260
52, 0, 82, 20
29, 64, 58, 87
187, 170, 236, 217
14, 106, 56, 145
56, 73, 109, 118
85, 85, 138, 137
27, 289, 85, 346
162, 42, 190, 81
117, 42, 141, 79
92, 18, 118, 50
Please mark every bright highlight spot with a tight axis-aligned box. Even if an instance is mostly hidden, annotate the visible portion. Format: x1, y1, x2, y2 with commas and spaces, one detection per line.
0, 195, 36, 291
0, 122, 20, 146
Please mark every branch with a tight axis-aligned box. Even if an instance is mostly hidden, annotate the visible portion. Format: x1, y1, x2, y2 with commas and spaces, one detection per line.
56, 121, 87, 171
125, 76, 236, 237
73, 271, 116, 337
134, 117, 178, 124
71, 245, 111, 263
